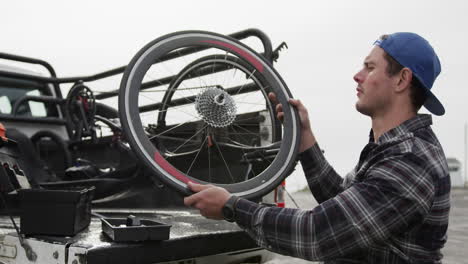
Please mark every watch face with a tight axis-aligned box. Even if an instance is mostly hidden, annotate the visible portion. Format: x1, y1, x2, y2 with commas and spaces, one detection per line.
222, 206, 235, 222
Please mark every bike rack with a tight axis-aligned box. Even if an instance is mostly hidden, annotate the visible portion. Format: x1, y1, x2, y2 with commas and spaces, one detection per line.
0, 28, 289, 201
0, 28, 274, 88
0, 28, 280, 138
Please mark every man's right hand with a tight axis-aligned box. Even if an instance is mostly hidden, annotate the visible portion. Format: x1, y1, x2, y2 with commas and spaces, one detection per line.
268, 92, 317, 153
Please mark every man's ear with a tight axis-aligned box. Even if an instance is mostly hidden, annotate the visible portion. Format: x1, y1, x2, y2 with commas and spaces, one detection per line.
396, 68, 413, 93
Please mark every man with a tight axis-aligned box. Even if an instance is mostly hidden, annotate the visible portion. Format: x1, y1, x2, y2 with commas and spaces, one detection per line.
184, 32, 450, 263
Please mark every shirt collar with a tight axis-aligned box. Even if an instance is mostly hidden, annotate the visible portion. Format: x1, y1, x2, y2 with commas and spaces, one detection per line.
368, 114, 433, 144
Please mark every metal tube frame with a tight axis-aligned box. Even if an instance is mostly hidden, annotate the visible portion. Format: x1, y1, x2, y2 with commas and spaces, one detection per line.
0, 28, 273, 90
0, 28, 276, 136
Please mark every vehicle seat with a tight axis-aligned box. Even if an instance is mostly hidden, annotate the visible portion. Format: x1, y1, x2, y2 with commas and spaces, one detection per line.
5, 128, 57, 186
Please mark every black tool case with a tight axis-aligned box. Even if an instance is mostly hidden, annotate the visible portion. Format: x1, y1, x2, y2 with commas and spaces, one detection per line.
19, 186, 95, 236
101, 216, 171, 242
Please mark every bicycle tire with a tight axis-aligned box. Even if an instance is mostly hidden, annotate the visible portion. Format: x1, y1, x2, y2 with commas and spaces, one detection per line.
119, 30, 300, 199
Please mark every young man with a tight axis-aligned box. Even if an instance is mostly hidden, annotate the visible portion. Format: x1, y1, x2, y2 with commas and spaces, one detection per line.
184, 32, 450, 263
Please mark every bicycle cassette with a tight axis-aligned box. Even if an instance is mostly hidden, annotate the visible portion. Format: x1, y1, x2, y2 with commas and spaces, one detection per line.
195, 87, 237, 128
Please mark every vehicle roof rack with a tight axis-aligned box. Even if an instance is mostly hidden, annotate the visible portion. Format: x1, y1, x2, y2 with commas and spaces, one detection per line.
0, 28, 273, 91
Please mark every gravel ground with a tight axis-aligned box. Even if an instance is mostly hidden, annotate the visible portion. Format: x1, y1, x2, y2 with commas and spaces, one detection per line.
264, 188, 468, 264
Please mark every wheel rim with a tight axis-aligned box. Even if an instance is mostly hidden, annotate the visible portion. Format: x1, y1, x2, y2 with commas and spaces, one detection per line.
119, 31, 299, 199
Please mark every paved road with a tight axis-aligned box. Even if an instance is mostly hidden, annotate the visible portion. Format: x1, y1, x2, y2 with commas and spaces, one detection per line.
265, 188, 468, 264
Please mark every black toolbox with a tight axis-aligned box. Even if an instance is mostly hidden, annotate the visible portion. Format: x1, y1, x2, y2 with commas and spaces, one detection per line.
19, 186, 95, 236
101, 216, 171, 242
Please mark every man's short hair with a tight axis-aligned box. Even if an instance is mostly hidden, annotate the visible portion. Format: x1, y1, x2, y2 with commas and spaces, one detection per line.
379, 34, 427, 112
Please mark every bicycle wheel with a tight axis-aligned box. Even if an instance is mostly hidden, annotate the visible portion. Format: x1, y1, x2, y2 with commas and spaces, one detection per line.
119, 31, 300, 199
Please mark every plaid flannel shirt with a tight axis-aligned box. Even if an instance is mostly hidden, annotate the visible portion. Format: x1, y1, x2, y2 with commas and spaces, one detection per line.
235, 114, 450, 263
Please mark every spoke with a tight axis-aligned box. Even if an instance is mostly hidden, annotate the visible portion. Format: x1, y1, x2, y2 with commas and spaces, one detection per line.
154, 131, 202, 135
221, 52, 229, 88
233, 123, 274, 127
228, 125, 259, 146
234, 85, 270, 103
233, 115, 274, 126
134, 82, 196, 112
224, 138, 280, 149
186, 134, 208, 175
234, 98, 273, 123
231, 126, 257, 178
156, 103, 198, 114
141, 111, 157, 118
177, 49, 201, 100
234, 116, 265, 123
167, 143, 201, 155
235, 101, 268, 106
194, 62, 211, 94
149, 119, 198, 139
227, 67, 238, 90
159, 103, 200, 119
144, 59, 195, 108
163, 85, 196, 111
213, 137, 235, 183
171, 124, 208, 154
140, 85, 217, 93
235, 69, 256, 96
232, 124, 261, 138
158, 59, 180, 83
219, 132, 261, 135
193, 137, 280, 150
234, 92, 265, 107
208, 130, 211, 182
211, 55, 217, 85
141, 69, 168, 88
142, 67, 196, 111
139, 92, 164, 109
156, 135, 203, 144
237, 101, 266, 116
165, 149, 198, 157
140, 97, 198, 124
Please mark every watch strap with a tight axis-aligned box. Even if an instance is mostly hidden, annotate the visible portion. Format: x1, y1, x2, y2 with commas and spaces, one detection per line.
222, 195, 239, 222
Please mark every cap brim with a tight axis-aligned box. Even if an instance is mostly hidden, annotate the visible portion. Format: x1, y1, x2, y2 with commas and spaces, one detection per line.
423, 91, 445, 116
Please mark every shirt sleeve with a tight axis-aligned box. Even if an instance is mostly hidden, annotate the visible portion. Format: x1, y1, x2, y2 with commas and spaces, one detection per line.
235, 153, 435, 261
299, 144, 344, 203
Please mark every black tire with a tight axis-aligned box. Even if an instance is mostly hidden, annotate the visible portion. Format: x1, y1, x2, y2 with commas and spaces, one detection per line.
65, 83, 96, 140
119, 31, 300, 199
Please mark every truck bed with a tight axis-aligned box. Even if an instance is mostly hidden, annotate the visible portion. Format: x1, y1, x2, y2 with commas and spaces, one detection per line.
0, 208, 267, 264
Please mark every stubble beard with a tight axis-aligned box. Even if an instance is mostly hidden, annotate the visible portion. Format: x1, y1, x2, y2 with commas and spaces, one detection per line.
355, 99, 372, 117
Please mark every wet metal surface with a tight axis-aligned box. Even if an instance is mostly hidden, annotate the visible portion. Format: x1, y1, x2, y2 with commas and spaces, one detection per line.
1, 208, 257, 263
1, 208, 243, 246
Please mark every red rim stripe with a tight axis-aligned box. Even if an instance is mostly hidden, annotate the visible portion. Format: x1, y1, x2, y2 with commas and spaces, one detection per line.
154, 151, 196, 184
201, 40, 264, 73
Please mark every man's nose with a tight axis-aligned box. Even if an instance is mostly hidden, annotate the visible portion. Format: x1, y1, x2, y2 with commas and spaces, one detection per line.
353, 71, 363, 83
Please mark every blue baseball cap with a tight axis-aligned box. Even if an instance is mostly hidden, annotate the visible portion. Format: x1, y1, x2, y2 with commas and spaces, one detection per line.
374, 32, 444, 116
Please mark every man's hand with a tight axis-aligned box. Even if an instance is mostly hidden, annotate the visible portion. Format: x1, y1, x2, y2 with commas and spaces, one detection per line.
183, 182, 231, 220
268, 92, 316, 153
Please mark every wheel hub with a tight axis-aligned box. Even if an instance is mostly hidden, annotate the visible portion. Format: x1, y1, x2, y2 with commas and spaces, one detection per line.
195, 87, 236, 127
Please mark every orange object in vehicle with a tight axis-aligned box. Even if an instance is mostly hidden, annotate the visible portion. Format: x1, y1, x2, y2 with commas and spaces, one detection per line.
274, 180, 286, 207
0, 123, 7, 142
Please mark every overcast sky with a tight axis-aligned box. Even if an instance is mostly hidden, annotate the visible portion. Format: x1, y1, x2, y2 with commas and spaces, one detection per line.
2, 0, 468, 191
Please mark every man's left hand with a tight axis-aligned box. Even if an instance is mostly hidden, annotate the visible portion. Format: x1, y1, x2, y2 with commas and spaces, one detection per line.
183, 182, 231, 220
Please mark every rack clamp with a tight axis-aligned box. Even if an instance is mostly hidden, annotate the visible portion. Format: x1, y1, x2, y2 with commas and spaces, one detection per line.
272, 42, 288, 62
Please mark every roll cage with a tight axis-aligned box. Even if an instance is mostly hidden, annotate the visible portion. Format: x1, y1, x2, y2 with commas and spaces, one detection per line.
0, 28, 289, 204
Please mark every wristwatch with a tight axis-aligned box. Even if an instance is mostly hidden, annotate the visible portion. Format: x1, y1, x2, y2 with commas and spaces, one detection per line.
222, 195, 239, 222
